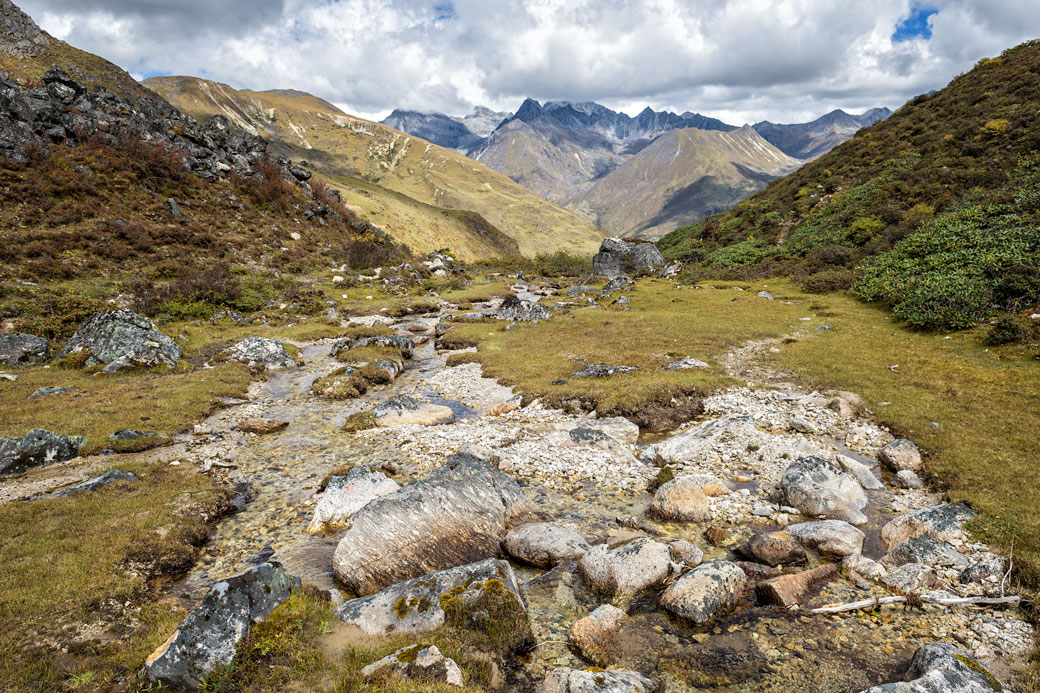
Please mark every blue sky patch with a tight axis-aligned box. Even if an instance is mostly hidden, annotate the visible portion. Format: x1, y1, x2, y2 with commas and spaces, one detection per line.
893, 6, 938, 42
433, 2, 456, 22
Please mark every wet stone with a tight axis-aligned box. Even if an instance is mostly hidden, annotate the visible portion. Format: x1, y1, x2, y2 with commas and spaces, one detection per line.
540, 667, 657, 693
578, 538, 672, 599
503, 523, 591, 568
659, 560, 746, 625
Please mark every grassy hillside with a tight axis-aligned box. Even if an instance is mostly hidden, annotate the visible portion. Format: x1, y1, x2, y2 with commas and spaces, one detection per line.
144, 76, 603, 259
659, 40, 1040, 329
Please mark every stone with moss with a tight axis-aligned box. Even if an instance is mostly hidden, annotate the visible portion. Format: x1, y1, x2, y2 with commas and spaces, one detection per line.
0, 428, 85, 475
858, 642, 1003, 692
360, 644, 464, 687
58, 310, 180, 370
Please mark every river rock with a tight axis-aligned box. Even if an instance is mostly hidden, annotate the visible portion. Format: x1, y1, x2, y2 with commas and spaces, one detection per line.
785, 520, 866, 557
0, 333, 49, 365
880, 503, 975, 552
332, 453, 538, 595
145, 563, 299, 689
572, 364, 639, 379
58, 310, 180, 369
360, 644, 464, 687
843, 554, 888, 581
746, 531, 807, 566
779, 456, 868, 525
881, 563, 937, 593
307, 466, 401, 534
221, 337, 296, 370
648, 476, 712, 522
593, 237, 665, 279
668, 539, 704, 567
895, 470, 924, 489
503, 523, 591, 568
38, 469, 139, 499
578, 538, 672, 598
660, 560, 746, 625
374, 395, 455, 427
641, 416, 767, 465
331, 334, 415, 359
879, 439, 923, 472
494, 296, 550, 322
570, 604, 627, 665
235, 418, 289, 435
858, 642, 1001, 692
959, 556, 1008, 585
335, 558, 527, 635
881, 538, 971, 571
834, 453, 884, 490
0, 428, 85, 475
540, 667, 658, 693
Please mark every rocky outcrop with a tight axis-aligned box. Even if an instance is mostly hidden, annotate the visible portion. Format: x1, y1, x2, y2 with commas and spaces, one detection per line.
145, 563, 299, 689
0, 0, 53, 58
332, 454, 538, 595
0, 333, 48, 365
360, 645, 464, 687
592, 237, 665, 278
858, 642, 1002, 692
540, 668, 658, 693
578, 538, 672, 599
373, 395, 456, 427
648, 476, 712, 522
307, 466, 400, 534
58, 310, 180, 370
0, 428, 85, 475
503, 523, 591, 568
641, 416, 767, 466
659, 560, 746, 625
330, 334, 415, 359
335, 558, 527, 635
779, 456, 868, 525
221, 337, 296, 371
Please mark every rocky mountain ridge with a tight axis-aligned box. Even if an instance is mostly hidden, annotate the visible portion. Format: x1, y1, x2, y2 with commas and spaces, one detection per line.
753, 107, 894, 159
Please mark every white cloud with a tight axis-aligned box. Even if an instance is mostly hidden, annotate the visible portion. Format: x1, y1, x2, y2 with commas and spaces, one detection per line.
16, 0, 1040, 123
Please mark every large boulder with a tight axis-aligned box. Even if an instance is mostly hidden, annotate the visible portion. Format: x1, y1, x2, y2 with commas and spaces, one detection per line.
335, 558, 527, 636
0, 333, 49, 366
307, 466, 400, 534
659, 560, 746, 625
221, 336, 296, 370
858, 643, 1001, 693
145, 563, 299, 689
332, 454, 538, 595
494, 296, 551, 322
373, 395, 455, 427
578, 538, 672, 599
503, 523, 591, 568
0, 428, 85, 475
880, 503, 976, 552
785, 520, 866, 557
648, 476, 712, 522
779, 456, 868, 525
540, 668, 658, 693
593, 237, 665, 279
359, 645, 464, 687
58, 310, 180, 369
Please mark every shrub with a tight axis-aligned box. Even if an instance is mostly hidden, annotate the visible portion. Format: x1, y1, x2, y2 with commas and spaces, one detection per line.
986, 316, 1027, 345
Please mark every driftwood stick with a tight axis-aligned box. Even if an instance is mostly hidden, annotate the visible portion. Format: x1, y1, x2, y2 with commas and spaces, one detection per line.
809, 594, 1021, 614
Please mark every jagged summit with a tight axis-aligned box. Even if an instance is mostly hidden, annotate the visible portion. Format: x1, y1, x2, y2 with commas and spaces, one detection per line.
752, 107, 893, 159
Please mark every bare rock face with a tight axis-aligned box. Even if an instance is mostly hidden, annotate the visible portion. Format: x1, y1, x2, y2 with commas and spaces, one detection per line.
785, 520, 866, 557
0, 428, 85, 475
503, 523, 591, 568
592, 237, 665, 278
879, 439, 923, 472
307, 466, 400, 534
359, 644, 464, 687
222, 337, 296, 371
332, 453, 538, 595
570, 604, 627, 665
374, 395, 455, 427
779, 456, 868, 525
0, 333, 49, 366
879, 503, 975, 552
858, 643, 1002, 693
0, 0, 53, 58
540, 667, 658, 693
334, 558, 528, 637
578, 538, 672, 599
58, 310, 181, 370
648, 476, 712, 522
145, 563, 299, 690
659, 560, 746, 625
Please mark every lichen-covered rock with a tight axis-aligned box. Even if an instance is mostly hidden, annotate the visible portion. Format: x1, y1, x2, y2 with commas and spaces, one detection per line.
503, 523, 591, 568
145, 563, 299, 689
331, 334, 415, 359
882, 537, 971, 571
221, 337, 296, 370
668, 539, 704, 568
593, 237, 665, 278
0, 428, 85, 475
335, 558, 528, 636
360, 644, 464, 687
307, 466, 400, 534
665, 356, 709, 371
570, 604, 627, 665
659, 560, 746, 625
648, 476, 712, 522
540, 667, 658, 693
494, 296, 551, 322
895, 470, 925, 489
779, 456, 868, 525
58, 310, 180, 369
858, 642, 1003, 692
879, 439, 923, 472
603, 275, 635, 292
374, 395, 455, 427
0, 333, 49, 365
578, 538, 672, 598
785, 520, 866, 557
959, 556, 1008, 585
36, 469, 139, 499
843, 554, 888, 581
746, 531, 807, 567
880, 503, 975, 552
881, 563, 937, 593
333, 454, 538, 595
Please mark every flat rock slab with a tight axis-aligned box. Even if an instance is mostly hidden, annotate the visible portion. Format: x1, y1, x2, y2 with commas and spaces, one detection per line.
641, 416, 767, 465
0, 428, 85, 475
660, 560, 746, 625
145, 563, 298, 689
58, 310, 180, 368
858, 642, 1002, 692
333, 453, 538, 595
360, 644, 464, 687
374, 395, 455, 427
35, 469, 139, 500
307, 466, 400, 534
235, 418, 289, 435
503, 523, 591, 568
335, 558, 526, 635
540, 667, 658, 693
572, 364, 639, 379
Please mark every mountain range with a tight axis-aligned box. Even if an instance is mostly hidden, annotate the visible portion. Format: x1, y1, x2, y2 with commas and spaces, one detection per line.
384, 100, 890, 238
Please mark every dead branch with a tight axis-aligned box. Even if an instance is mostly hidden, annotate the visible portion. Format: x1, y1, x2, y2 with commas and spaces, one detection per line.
808, 594, 1021, 615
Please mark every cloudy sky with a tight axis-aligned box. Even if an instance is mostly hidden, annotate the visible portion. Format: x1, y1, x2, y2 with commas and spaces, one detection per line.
17, 0, 1040, 124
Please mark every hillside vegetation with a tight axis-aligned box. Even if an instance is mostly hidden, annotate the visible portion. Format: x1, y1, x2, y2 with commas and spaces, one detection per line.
144, 76, 603, 259
659, 40, 1040, 329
